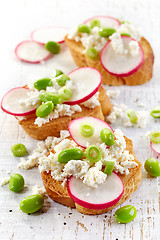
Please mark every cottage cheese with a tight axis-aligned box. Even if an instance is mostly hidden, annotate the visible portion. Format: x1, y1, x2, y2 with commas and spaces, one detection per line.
106, 104, 149, 128
18, 130, 69, 170
106, 89, 120, 99
32, 185, 46, 196
34, 104, 82, 127
22, 73, 99, 127
68, 26, 107, 53
110, 33, 139, 56
81, 92, 100, 108
39, 129, 137, 188
0, 177, 10, 186
68, 22, 141, 54
116, 23, 141, 41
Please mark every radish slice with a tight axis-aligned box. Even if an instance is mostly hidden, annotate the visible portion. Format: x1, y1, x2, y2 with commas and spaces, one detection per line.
150, 142, 160, 155
67, 172, 124, 210
64, 67, 102, 105
84, 16, 121, 29
68, 117, 113, 148
1, 87, 37, 116
15, 41, 50, 63
31, 26, 69, 45
101, 36, 144, 77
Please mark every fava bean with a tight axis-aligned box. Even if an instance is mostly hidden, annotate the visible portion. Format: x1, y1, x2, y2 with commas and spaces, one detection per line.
86, 48, 98, 60
34, 78, 53, 90
9, 173, 24, 192
115, 205, 137, 223
58, 148, 83, 163
36, 101, 54, 118
99, 28, 116, 37
144, 158, 160, 177
78, 24, 90, 33
20, 194, 44, 214
45, 41, 60, 54
56, 74, 70, 86
53, 69, 63, 77
90, 19, 101, 28
40, 92, 63, 104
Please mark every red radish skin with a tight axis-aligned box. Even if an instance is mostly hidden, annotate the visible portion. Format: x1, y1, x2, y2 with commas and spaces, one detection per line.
84, 16, 121, 28
1, 87, 37, 116
68, 117, 114, 148
150, 141, 160, 155
31, 26, 69, 45
64, 67, 102, 105
100, 36, 144, 77
15, 41, 51, 64
67, 172, 124, 210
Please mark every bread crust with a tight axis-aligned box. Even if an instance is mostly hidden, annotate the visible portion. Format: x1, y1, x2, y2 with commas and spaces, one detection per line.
17, 86, 112, 140
65, 35, 154, 86
41, 136, 142, 215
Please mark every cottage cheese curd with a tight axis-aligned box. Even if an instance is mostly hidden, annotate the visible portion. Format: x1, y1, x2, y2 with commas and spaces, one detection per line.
0, 177, 10, 186
39, 129, 137, 188
20, 72, 100, 127
110, 33, 140, 56
18, 130, 70, 170
32, 185, 46, 196
106, 104, 149, 128
68, 21, 141, 55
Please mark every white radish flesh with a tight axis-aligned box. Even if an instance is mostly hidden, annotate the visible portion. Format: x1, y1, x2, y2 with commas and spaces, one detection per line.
31, 27, 69, 44
101, 36, 144, 77
68, 172, 124, 210
68, 117, 113, 148
15, 41, 50, 63
150, 142, 160, 155
84, 16, 121, 29
1, 87, 37, 116
64, 67, 102, 105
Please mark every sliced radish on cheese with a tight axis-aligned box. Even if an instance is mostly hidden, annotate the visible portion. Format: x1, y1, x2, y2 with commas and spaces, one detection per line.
31, 26, 69, 45
15, 41, 50, 63
68, 117, 114, 148
1, 87, 37, 116
67, 172, 124, 210
101, 36, 144, 77
64, 67, 102, 105
84, 16, 121, 29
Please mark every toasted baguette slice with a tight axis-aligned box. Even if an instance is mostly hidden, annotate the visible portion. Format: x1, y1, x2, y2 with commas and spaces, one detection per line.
17, 86, 112, 140
41, 136, 142, 215
65, 35, 154, 86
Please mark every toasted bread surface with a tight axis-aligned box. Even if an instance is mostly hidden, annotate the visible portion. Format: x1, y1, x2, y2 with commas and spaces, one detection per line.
17, 86, 112, 140
65, 36, 154, 86
41, 136, 142, 215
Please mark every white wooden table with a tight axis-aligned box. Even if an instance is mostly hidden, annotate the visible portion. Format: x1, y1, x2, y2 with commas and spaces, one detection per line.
0, 0, 160, 239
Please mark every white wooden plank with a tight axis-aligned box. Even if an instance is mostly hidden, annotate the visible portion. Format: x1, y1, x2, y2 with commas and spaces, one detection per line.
0, 0, 160, 239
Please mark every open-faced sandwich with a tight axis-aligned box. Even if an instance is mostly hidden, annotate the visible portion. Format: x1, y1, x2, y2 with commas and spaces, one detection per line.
1, 67, 112, 140
40, 117, 142, 215
65, 16, 154, 86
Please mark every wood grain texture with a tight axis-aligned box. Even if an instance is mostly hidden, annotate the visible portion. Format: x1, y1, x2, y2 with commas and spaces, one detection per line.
0, 0, 160, 239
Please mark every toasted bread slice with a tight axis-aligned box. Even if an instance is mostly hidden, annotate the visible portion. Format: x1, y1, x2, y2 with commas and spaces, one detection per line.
65, 35, 154, 86
17, 86, 112, 140
41, 136, 142, 215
